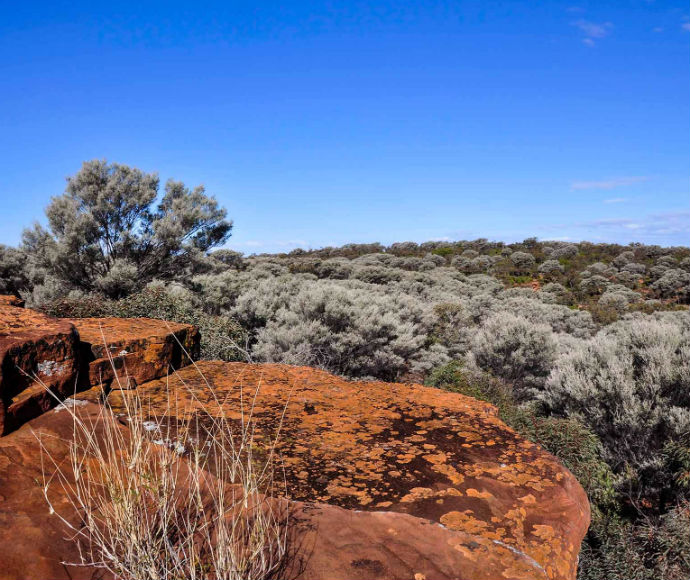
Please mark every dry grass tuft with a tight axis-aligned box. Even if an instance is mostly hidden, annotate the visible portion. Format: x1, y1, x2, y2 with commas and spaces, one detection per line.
35, 345, 291, 580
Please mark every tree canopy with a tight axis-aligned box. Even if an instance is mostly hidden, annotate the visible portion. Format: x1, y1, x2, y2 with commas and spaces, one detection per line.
22, 160, 232, 299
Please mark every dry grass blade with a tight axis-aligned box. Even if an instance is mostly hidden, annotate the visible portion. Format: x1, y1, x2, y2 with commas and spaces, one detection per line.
33, 338, 292, 580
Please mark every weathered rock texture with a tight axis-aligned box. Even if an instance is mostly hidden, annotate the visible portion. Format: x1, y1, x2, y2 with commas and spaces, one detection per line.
0, 303, 199, 434
0, 401, 569, 580
0, 306, 79, 434
105, 361, 590, 580
67, 317, 200, 390
0, 294, 25, 308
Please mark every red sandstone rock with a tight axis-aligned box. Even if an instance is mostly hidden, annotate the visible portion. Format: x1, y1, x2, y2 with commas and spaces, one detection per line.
0, 295, 25, 308
65, 317, 200, 390
0, 402, 553, 580
0, 305, 79, 434
0, 309, 589, 579
106, 361, 590, 580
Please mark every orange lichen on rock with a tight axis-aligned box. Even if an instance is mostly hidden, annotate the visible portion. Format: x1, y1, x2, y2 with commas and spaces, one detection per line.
104, 360, 590, 579
0, 295, 25, 308
0, 305, 590, 579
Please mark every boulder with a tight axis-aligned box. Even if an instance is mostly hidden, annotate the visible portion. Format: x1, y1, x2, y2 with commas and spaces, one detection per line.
107, 361, 590, 580
0, 400, 555, 580
0, 305, 79, 434
65, 317, 200, 390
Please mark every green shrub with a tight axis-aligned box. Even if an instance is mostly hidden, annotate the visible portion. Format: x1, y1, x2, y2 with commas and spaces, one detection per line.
580, 503, 690, 580
431, 246, 454, 257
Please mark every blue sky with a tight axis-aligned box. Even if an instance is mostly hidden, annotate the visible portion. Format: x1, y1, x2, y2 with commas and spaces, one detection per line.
1, 0, 688, 253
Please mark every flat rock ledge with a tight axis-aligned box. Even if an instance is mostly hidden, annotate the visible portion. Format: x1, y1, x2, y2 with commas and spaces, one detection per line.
0, 303, 198, 434
67, 316, 200, 390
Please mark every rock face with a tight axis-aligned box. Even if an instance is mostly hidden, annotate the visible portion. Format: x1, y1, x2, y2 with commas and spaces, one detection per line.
0, 305, 79, 434
0, 306, 590, 579
106, 362, 590, 580
0, 301, 199, 434
67, 317, 200, 390
0, 294, 25, 308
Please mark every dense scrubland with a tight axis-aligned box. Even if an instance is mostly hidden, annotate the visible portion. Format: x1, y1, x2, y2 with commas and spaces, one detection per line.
2, 161, 690, 579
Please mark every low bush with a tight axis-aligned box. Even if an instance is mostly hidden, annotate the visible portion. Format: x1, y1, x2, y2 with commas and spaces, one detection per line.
470, 311, 557, 399
542, 315, 690, 507
41, 286, 248, 362
580, 503, 690, 580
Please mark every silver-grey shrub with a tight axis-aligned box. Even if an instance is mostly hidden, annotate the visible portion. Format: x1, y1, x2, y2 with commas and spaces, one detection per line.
234, 277, 448, 380
470, 311, 558, 399
651, 269, 690, 301
539, 259, 564, 275
550, 244, 578, 259
510, 251, 536, 271
0, 244, 28, 295
542, 313, 690, 492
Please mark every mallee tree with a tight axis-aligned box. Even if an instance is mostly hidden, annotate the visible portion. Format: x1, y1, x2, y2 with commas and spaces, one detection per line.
22, 160, 232, 299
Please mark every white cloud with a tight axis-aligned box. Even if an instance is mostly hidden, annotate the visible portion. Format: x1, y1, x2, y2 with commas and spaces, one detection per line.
572, 19, 613, 45
537, 211, 689, 245
571, 176, 648, 191
603, 197, 630, 204
682, 22, 690, 32
577, 211, 690, 237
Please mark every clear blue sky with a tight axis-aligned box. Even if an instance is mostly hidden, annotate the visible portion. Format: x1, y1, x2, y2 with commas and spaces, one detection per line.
1, 1, 688, 253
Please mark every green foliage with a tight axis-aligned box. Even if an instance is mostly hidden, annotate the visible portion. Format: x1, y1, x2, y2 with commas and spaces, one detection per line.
665, 432, 690, 491
431, 246, 454, 257
580, 504, 690, 580
425, 360, 515, 410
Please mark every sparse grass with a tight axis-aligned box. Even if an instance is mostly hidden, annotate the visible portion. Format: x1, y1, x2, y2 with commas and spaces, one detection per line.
34, 349, 291, 580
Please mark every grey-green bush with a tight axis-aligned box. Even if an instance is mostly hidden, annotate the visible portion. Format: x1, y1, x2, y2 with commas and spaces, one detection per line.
470, 311, 558, 399
22, 160, 232, 299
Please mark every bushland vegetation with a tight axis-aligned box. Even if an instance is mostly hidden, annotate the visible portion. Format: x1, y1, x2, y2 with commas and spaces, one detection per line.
3, 161, 690, 579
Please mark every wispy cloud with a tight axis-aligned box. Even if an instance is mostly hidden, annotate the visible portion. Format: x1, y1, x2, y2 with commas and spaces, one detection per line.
603, 197, 630, 204
571, 176, 648, 191
682, 22, 690, 32
572, 19, 613, 45
233, 239, 309, 251
576, 211, 690, 237
537, 211, 690, 245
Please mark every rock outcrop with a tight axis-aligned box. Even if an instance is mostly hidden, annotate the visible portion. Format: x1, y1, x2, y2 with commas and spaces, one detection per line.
0, 294, 25, 308
0, 303, 590, 580
0, 305, 79, 434
104, 361, 590, 580
67, 317, 200, 390
1, 401, 578, 580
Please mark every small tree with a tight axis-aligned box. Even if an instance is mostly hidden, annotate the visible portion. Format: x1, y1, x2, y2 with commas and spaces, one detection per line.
510, 251, 536, 274
23, 160, 232, 299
